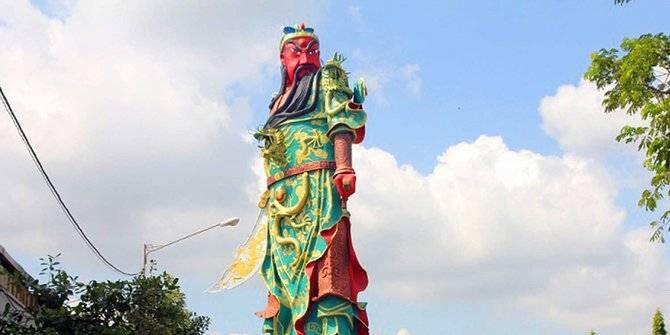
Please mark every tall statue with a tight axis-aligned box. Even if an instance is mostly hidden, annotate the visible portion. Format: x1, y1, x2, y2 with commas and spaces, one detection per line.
211, 23, 370, 334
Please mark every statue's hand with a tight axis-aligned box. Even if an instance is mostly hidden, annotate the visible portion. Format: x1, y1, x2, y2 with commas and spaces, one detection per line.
353, 78, 367, 104
333, 170, 357, 200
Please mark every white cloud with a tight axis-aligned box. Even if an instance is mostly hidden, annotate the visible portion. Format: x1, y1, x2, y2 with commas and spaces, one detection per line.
352, 62, 390, 106
401, 64, 422, 96
396, 329, 412, 335
540, 79, 643, 158
534, 78, 666, 331
539, 78, 652, 208
349, 136, 669, 334
350, 48, 424, 106
347, 5, 362, 23
519, 229, 670, 334
354, 62, 423, 106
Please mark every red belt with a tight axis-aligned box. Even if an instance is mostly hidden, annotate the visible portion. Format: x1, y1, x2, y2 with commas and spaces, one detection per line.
267, 160, 336, 187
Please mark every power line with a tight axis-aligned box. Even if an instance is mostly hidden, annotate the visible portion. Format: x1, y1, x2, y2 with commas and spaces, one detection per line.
0, 85, 139, 276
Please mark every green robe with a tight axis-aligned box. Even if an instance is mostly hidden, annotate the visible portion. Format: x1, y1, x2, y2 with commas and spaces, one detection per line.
257, 59, 367, 335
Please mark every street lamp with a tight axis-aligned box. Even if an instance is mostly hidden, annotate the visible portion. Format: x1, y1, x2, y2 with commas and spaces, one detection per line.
142, 217, 239, 274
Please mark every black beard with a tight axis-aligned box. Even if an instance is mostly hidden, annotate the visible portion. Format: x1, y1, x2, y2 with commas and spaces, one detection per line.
293, 63, 318, 81
264, 69, 320, 129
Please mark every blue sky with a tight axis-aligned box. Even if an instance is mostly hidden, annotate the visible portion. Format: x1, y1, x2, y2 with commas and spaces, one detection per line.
2, 1, 670, 334
319, 1, 670, 171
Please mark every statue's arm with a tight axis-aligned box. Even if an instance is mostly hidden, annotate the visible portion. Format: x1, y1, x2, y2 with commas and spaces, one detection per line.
330, 100, 363, 201
322, 56, 368, 203
333, 130, 356, 201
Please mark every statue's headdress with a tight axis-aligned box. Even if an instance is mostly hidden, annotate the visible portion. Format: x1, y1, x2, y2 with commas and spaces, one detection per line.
279, 23, 318, 51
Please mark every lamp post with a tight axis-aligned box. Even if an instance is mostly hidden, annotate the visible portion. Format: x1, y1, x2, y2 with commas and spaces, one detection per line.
142, 217, 239, 274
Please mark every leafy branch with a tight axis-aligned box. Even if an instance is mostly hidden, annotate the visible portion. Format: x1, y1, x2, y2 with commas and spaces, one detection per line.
585, 33, 670, 242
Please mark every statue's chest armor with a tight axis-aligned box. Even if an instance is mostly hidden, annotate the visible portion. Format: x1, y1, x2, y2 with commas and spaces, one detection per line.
262, 103, 334, 177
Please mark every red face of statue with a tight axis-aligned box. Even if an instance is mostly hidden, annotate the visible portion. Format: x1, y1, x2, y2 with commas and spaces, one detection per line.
280, 36, 320, 88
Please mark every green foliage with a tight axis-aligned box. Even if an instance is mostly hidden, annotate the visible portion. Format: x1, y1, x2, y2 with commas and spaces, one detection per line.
653, 308, 668, 335
588, 330, 598, 335
0, 255, 209, 335
584, 33, 670, 242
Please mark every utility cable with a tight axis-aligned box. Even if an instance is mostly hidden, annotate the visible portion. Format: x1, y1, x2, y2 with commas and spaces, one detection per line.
0, 85, 139, 276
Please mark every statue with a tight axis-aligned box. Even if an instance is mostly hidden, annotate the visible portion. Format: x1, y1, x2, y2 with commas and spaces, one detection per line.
211, 23, 369, 335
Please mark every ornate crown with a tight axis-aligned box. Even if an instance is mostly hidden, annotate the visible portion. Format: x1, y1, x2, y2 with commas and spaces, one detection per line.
279, 23, 319, 51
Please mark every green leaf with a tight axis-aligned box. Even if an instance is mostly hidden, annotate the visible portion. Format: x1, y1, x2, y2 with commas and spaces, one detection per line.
586, 33, 670, 242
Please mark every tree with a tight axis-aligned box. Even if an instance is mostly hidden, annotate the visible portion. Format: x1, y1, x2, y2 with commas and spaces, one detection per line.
0, 255, 210, 335
588, 330, 598, 335
653, 308, 668, 335
584, 33, 670, 242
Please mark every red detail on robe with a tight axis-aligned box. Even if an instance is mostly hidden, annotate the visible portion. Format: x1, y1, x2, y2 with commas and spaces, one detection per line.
255, 293, 280, 319
296, 217, 369, 335
354, 126, 366, 144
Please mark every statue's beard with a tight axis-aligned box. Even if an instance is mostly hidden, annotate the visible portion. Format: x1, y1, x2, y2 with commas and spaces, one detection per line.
264, 65, 319, 129
293, 63, 318, 82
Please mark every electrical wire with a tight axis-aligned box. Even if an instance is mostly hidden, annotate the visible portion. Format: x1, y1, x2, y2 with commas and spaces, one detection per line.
0, 85, 139, 276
